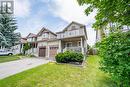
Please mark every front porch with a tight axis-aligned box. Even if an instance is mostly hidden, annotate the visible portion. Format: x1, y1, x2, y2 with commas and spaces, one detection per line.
58, 37, 87, 55
63, 47, 82, 52
25, 42, 38, 56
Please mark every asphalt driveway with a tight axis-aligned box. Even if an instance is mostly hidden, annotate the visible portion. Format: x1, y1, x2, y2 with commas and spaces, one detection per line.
0, 58, 50, 79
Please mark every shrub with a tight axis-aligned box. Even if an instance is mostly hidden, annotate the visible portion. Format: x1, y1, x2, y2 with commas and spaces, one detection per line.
97, 31, 130, 86
15, 53, 24, 56
28, 55, 36, 57
88, 48, 92, 55
55, 53, 64, 63
23, 43, 31, 54
55, 51, 84, 63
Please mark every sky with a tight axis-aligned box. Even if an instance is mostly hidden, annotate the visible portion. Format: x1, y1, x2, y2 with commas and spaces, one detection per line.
14, 0, 96, 46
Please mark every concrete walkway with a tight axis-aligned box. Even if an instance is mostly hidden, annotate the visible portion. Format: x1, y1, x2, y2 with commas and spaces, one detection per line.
0, 58, 50, 79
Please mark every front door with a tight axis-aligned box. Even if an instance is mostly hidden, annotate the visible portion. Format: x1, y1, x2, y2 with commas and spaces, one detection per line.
39, 47, 46, 57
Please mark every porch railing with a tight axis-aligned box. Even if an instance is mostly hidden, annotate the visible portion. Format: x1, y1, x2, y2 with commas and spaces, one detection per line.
57, 29, 85, 39
63, 47, 82, 52
25, 48, 38, 55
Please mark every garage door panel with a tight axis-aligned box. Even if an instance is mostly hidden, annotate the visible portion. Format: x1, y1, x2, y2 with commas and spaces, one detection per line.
39, 47, 46, 57
49, 46, 58, 58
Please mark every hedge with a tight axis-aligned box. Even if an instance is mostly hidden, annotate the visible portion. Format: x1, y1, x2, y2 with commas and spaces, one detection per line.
96, 31, 130, 86
55, 51, 84, 63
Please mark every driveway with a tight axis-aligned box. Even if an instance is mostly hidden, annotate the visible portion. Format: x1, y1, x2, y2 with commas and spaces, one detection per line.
0, 58, 50, 79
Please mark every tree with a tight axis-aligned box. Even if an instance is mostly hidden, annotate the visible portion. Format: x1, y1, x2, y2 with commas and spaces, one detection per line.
23, 43, 31, 54
0, 32, 7, 49
0, 14, 20, 48
97, 31, 130, 86
77, 0, 130, 29
77, 0, 130, 86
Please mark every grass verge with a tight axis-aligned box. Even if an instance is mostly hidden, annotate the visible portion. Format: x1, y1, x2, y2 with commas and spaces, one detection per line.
0, 55, 21, 63
0, 55, 116, 87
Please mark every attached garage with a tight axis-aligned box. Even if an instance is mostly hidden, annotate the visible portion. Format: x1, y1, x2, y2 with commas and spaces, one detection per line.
39, 47, 46, 57
49, 45, 58, 58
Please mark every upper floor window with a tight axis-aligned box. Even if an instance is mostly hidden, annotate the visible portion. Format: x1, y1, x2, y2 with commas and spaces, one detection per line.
42, 34, 46, 38
42, 33, 48, 38
71, 26, 76, 30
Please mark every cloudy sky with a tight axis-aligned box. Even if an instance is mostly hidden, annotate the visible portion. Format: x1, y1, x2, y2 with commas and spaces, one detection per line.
14, 0, 96, 46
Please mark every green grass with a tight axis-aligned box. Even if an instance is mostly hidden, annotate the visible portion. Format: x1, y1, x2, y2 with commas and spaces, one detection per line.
0, 55, 21, 63
0, 55, 116, 87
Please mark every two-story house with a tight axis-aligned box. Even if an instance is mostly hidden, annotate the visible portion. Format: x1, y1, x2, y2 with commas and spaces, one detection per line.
56, 22, 87, 55
25, 33, 37, 55
36, 28, 58, 59
20, 22, 88, 60
37, 22, 87, 60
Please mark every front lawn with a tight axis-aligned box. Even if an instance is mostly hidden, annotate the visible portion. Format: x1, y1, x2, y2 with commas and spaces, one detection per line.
0, 55, 21, 63
0, 55, 116, 87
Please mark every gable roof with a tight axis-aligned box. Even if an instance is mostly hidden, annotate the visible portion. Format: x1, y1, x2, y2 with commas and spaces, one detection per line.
26, 33, 37, 38
37, 27, 57, 36
20, 38, 27, 43
56, 21, 86, 33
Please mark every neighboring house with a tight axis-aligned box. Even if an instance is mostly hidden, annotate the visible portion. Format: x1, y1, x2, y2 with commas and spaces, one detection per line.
13, 22, 88, 60
25, 33, 38, 55
11, 44, 21, 55
96, 23, 130, 42
11, 38, 27, 54
36, 27, 57, 59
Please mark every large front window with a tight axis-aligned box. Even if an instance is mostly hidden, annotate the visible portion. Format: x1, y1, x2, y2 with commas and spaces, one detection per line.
64, 42, 72, 48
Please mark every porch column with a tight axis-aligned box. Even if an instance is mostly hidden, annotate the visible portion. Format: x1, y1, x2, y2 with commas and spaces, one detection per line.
21, 43, 23, 53
32, 43, 33, 53
48, 46, 50, 58
20, 43, 22, 53
58, 40, 62, 53
34, 42, 36, 53
84, 39, 87, 54
81, 37, 84, 54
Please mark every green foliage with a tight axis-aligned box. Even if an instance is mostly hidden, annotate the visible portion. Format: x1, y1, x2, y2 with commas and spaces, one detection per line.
78, 0, 130, 86
15, 53, 24, 56
55, 53, 64, 63
77, 0, 130, 29
55, 51, 84, 63
0, 14, 21, 48
23, 43, 31, 53
97, 31, 130, 86
0, 55, 20, 63
28, 54, 36, 57
88, 47, 94, 55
